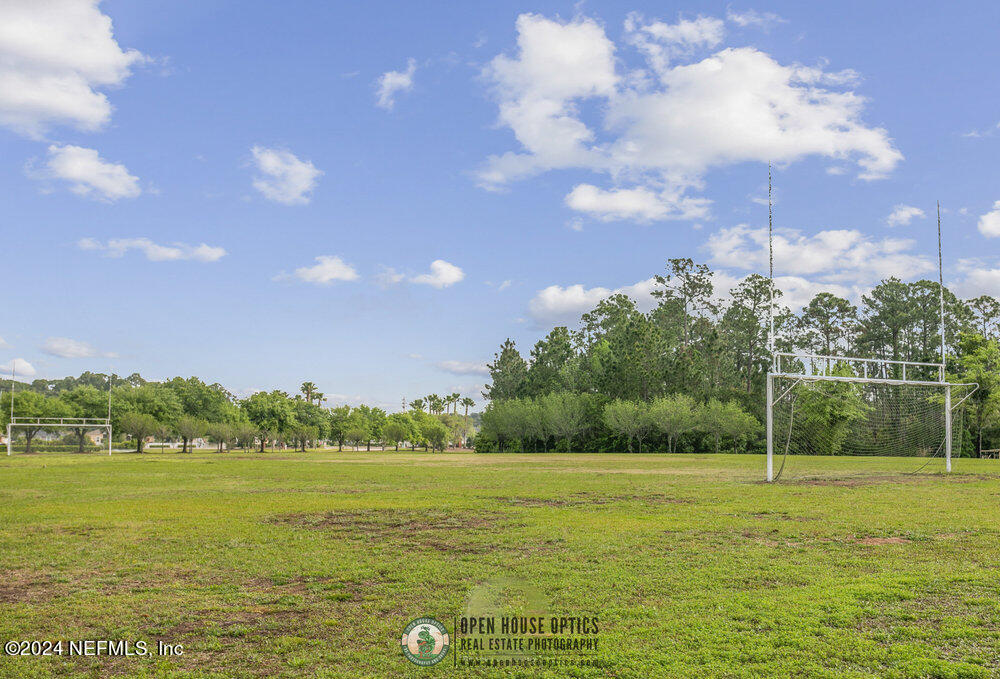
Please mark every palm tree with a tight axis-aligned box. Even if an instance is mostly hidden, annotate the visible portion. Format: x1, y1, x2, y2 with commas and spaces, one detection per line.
461, 397, 474, 419
427, 394, 443, 415
300, 381, 316, 403
449, 392, 461, 414
409, 398, 425, 412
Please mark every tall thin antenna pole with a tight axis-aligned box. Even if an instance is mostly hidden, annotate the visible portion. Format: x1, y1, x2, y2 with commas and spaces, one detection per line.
9, 361, 14, 421
937, 201, 946, 367
768, 163, 775, 367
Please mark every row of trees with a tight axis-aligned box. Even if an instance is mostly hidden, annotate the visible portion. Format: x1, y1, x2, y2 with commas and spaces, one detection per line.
479, 259, 1000, 455
1, 375, 477, 454
480, 392, 758, 454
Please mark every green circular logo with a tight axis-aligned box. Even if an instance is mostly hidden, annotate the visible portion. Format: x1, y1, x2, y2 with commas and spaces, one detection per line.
400, 617, 450, 666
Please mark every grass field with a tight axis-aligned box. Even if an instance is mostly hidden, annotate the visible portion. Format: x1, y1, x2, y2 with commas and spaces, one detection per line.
1, 451, 999, 678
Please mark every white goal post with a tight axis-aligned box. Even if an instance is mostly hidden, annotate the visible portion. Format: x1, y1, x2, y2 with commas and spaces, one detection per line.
6, 417, 113, 456
765, 352, 978, 482
5, 366, 114, 456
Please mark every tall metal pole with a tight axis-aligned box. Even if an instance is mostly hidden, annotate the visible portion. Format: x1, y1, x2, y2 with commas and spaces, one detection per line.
107, 371, 113, 456
938, 202, 952, 470
766, 374, 774, 482
7, 363, 15, 456
766, 164, 775, 482
768, 163, 775, 366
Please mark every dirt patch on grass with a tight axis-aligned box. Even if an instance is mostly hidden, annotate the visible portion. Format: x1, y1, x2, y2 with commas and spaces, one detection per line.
788, 472, 997, 487
271, 509, 501, 554
745, 511, 817, 521
854, 536, 912, 546
503, 492, 693, 507
0, 569, 62, 603
273, 509, 495, 534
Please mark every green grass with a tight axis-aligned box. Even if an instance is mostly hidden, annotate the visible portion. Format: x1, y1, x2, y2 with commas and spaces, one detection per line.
1, 451, 999, 678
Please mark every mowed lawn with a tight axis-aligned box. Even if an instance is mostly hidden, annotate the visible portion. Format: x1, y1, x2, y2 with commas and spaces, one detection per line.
1, 451, 999, 679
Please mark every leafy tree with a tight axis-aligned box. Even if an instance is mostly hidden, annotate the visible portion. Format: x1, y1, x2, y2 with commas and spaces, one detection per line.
119, 412, 159, 453
721, 275, 788, 394
648, 393, 698, 453
954, 333, 1000, 455
699, 400, 759, 454
540, 391, 588, 452
112, 383, 182, 429
421, 418, 448, 452
384, 413, 415, 451
353, 405, 386, 450
205, 421, 234, 453
603, 399, 651, 453
328, 405, 351, 451
408, 398, 426, 413
164, 376, 234, 423
174, 415, 207, 453
796, 292, 857, 356
652, 258, 717, 350
61, 385, 109, 453
483, 339, 528, 401
241, 391, 296, 452
969, 296, 1000, 341
233, 422, 259, 452
289, 424, 319, 452
526, 327, 574, 396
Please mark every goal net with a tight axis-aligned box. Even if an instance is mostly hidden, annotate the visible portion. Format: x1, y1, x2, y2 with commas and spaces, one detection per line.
766, 353, 975, 481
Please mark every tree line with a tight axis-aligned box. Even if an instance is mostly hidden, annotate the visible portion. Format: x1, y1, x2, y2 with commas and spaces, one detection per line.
0, 374, 476, 454
477, 259, 1000, 455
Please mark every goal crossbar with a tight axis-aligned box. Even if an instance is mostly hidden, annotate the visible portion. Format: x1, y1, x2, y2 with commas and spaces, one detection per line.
6, 418, 112, 456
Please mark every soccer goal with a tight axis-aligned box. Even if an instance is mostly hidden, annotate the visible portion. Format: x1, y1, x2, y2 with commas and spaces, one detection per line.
765, 353, 977, 481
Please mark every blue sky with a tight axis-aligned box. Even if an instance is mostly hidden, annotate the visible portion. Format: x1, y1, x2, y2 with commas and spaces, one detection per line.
2, 1, 999, 408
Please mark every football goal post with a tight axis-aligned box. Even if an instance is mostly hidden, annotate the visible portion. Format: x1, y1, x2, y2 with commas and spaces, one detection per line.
5, 366, 113, 456
765, 353, 977, 481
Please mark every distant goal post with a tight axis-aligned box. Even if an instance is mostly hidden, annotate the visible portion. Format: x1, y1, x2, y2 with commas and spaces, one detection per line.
6, 417, 113, 456
765, 352, 978, 482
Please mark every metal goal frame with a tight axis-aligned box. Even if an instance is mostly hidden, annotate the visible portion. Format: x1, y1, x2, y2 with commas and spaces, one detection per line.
765, 352, 978, 481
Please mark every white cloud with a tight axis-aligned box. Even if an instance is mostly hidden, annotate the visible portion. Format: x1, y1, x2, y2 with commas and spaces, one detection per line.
33, 144, 140, 201
625, 13, 724, 75
77, 237, 226, 262
497, 280, 512, 291
726, 9, 787, 30
565, 184, 710, 222
0, 337, 8, 348
292, 255, 359, 285
528, 277, 661, 325
978, 201, 1000, 238
480, 13, 901, 219
0, 358, 36, 377
952, 260, 1000, 298
479, 14, 618, 188
435, 360, 489, 376
375, 58, 416, 110
376, 267, 406, 287
0, 0, 146, 137
705, 224, 933, 283
250, 146, 322, 205
886, 204, 925, 227
411, 260, 465, 288
41, 336, 115, 358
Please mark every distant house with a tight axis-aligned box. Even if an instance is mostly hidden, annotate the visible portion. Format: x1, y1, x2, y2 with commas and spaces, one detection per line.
85, 429, 105, 445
